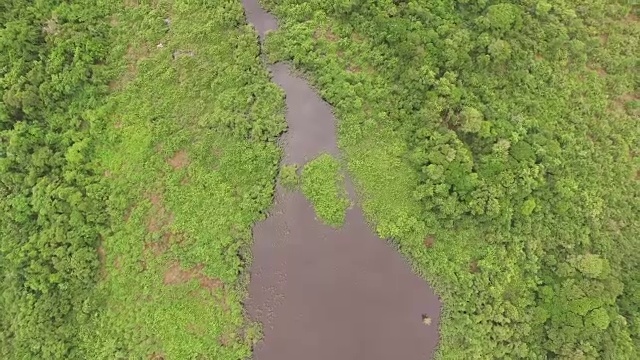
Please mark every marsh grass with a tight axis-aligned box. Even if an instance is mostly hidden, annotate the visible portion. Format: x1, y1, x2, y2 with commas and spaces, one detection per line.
301, 154, 349, 228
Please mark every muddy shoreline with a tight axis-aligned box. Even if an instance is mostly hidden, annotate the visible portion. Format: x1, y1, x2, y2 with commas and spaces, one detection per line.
242, 1, 441, 359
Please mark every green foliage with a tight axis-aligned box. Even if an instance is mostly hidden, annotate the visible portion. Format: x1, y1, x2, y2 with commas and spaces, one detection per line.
301, 154, 349, 228
280, 164, 300, 189
0, 1, 113, 357
261, 0, 640, 358
2, 0, 638, 358
1, 0, 284, 359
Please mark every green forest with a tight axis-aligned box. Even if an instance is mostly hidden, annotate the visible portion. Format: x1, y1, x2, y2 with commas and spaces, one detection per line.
263, 0, 639, 358
1, 0, 638, 359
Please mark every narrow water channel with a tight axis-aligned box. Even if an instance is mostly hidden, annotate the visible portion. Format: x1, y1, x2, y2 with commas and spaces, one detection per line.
242, 1, 441, 359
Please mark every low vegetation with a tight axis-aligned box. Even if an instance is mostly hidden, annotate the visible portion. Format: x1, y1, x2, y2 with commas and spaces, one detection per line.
263, 0, 639, 358
301, 154, 350, 227
279, 163, 300, 189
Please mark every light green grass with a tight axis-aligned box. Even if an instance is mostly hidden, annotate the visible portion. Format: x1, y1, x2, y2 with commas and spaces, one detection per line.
279, 164, 300, 190
301, 154, 350, 228
77, 1, 285, 358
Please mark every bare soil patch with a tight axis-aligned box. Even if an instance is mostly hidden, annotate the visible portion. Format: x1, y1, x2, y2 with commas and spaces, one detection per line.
219, 333, 233, 347
146, 192, 174, 233
424, 235, 435, 248
599, 33, 609, 45
97, 242, 107, 279
612, 92, 639, 114
42, 17, 59, 35
163, 262, 222, 292
351, 32, 365, 43
186, 323, 206, 336
109, 42, 152, 90
109, 15, 119, 27
147, 352, 165, 360
587, 62, 607, 77
314, 27, 339, 42
168, 150, 189, 169
470, 260, 480, 274
124, 205, 135, 222
347, 63, 361, 74
144, 233, 172, 256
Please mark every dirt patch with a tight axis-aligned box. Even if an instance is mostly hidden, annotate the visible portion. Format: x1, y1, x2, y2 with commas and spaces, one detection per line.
219, 333, 233, 347
587, 63, 607, 76
109, 15, 119, 27
144, 229, 187, 257
147, 352, 165, 360
470, 260, 480, 273
351, 32, 365, 43
186, 323, 206, 336
168, 150, 189, 169
424, 235, 435, 248
42, 17, 59, 35
109, 43, 152, 90
146, 192, 174, 233
612, 92, 639, 114
347, 63, 361, 73
144, 233, 172, 256
124, 205, 135, 222
599, 33, 609, 45
172, 50, 195, 60
314, 27, 339, 42
163, 262, 222, 292
125, 43, 152, 65
97, 242, 107, 278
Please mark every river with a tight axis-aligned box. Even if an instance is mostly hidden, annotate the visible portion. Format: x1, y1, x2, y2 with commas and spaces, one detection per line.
242, 1, 441, 359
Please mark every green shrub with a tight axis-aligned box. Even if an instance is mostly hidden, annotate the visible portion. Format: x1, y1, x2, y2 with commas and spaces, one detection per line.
280, 164, 300, 189
301, 154, 349, 227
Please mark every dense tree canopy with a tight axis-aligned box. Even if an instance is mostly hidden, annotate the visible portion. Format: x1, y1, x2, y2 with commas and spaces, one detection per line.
263, 0, 639, 358
0, 1, 113, 357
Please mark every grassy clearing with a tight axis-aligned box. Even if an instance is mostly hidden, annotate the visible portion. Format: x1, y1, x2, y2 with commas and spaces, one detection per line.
76, 1, 285, 358
301, 154, 350, 228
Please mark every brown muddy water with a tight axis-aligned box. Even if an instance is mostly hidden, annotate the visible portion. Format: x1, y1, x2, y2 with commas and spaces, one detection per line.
242, 1, 441, 359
